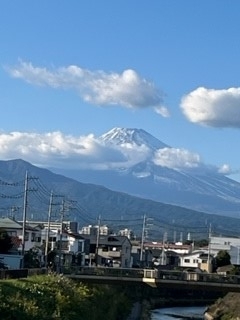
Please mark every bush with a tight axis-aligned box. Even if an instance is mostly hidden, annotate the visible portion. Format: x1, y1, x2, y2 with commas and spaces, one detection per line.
0, 274, 131, 320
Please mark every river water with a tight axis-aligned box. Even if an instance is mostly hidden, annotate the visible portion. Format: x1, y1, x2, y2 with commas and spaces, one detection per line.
151, 306, 206, 319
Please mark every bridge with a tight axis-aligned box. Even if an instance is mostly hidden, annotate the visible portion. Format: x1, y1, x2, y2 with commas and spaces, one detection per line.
1, 266, 239, 296
64, 266, 240, 294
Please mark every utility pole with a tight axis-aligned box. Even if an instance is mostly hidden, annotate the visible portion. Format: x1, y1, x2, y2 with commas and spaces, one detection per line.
161, 232, 167, 265
21, 172, 38, 268
45, 191, 53, 267
57, 199, 65, 273
95, 215, 101, 266
21, 171, 28, 268
56, 198, 75, 272
140, 214, 146, 265
237, 246, 240, 265
207, 223, 212, 273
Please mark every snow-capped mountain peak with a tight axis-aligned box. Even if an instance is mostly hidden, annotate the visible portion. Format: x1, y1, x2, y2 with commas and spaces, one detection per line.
99, 127, 168, 150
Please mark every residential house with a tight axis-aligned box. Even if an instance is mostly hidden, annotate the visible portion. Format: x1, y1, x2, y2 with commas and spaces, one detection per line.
130, 241, 192, 268
130, 240, 153, 268
0, 217, 42, 253
179, 250, 214, 272
55, 231, 87, 267
81, 234, 132, 267
151, 249, 179, 267
43, 230, 89, 269
216, 264, 235, 275
0, 217, 23, 252
0, 217, 42, 268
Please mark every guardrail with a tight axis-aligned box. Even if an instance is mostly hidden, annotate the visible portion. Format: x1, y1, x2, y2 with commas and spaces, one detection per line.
63, 266, 145, 278
157, 270, 240, 285
2, 266, 240, 288
63, 266, 240, 286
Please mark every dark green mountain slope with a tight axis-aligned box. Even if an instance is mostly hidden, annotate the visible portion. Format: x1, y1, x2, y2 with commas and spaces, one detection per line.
0, 159, 239, 240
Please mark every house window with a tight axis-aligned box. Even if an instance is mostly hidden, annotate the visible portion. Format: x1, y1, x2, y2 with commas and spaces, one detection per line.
25, 232, 29, 241
184, 259, 190, 263
78, 241, 84, 252
31, 233, 36, 242
7, 231, 17, 237
35, 237, 41, 242
193, 259, 198, 263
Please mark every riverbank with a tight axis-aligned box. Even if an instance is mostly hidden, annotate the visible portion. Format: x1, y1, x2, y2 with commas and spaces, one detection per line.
127, 300, 152, 320
204, 292, 240, 319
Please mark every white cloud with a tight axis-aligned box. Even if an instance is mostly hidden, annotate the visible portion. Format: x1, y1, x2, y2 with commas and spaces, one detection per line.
180, 87, 240, 127
7, 61, 167, 111
114, 141, 152, 165
153, 147, 201, 169
154, 105, 170, 117
218, 164, 232, 174
0, 131, 128, 169
0, 131, 153, 170
0, 131, 231, 176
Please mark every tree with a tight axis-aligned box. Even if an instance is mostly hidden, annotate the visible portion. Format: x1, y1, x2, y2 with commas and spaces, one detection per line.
24, 247, 41, 268
0, 229, 13, 253
215, 250, 231, 268
196, 239, 209, 247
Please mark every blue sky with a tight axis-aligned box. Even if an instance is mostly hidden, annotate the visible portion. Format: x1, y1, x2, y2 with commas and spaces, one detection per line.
1, 1, 240, 181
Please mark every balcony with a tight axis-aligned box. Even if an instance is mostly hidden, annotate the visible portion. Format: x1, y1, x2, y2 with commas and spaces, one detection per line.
108, 250, 121, 258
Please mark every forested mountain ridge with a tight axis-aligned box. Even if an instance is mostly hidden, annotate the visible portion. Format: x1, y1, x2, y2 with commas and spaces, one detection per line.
0, 159, 240, 240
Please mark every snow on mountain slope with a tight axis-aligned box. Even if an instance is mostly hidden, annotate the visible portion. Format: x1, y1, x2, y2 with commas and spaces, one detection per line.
52, 128, 240, 217
99, 127, 168, 150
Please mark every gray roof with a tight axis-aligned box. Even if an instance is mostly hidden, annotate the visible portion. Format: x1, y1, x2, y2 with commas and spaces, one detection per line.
0, 217, 23, 230
0, 217, 41, 231
81, 234, 131, 246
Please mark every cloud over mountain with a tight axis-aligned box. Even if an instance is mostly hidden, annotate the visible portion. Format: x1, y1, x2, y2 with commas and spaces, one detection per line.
0, 128, 229, 176
181, 87, 240, 127
0, 131, 126, 169
7, 61, 166, 111
153, 147, 201, 169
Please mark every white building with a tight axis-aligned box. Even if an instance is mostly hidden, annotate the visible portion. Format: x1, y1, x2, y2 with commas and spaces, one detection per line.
210, 236, 240, 265
144, 241, 192, 255
80, 224, 110, 236
118, 228, 134, 239
179, 250, 213, 272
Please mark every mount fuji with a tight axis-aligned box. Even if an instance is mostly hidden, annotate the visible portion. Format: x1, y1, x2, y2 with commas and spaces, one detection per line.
52, 128, 240, 218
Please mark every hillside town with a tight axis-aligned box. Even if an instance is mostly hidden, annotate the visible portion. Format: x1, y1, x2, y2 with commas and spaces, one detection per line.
0, 216, 238, 277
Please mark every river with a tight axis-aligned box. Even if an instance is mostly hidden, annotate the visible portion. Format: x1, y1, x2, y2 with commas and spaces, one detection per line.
151, 306, 206, 319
